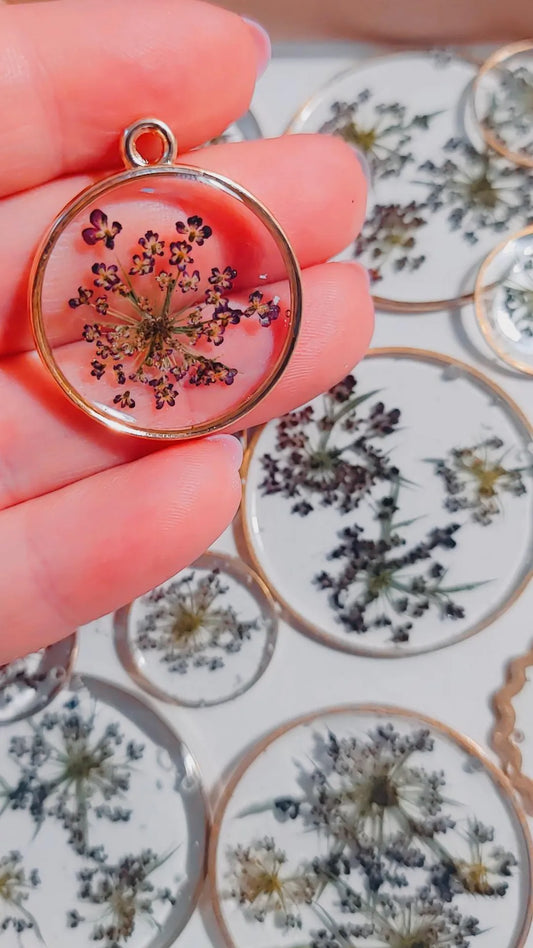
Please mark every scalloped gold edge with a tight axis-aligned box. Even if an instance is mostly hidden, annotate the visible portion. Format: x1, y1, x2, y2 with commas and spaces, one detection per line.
492, 642, 533, 815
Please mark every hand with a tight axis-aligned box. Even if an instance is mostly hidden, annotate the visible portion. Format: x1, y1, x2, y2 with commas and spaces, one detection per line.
0, 0, 372, 663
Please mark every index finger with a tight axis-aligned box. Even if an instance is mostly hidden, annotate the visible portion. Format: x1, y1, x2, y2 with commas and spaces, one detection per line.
0, 0, 264, 197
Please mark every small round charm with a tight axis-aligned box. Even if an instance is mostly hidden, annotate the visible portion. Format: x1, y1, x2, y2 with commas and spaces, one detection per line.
475, 224, 533, 374
473, 42, 533, 170
30, 119, 302, 439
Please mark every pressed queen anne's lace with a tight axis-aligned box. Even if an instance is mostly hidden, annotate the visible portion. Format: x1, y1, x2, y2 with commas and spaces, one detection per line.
67, 848, 176, 947
69, 210, 280, 411
134, 568, 260, 674
225, 723, 518, 946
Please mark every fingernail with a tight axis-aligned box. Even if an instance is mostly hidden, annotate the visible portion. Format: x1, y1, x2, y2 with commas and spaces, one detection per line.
346, 144, 372, 185
242, 16, 271, 79
207, 434, 244, 470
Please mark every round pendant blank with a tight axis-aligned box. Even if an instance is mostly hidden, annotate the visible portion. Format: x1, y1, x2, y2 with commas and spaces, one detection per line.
240, 348, 533, 657
115, 552, 278, 707
288, 50, 533, 310
211, 705, 533, 948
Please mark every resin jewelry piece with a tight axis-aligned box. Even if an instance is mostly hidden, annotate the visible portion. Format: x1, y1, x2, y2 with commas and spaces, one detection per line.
493, 640, 533, 816
475, 224, 533, 374
0, 633, 77, 725
238, 348, 533, 658
287, 50, 533, 311
210, 704, 533, 948
114, 551, 278, 708
0, 675, 207, 946
473, 42, 533, 170
30, 118, 301, 439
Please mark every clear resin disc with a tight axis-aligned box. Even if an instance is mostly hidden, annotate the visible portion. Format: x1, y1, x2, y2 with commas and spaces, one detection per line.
288, 50, 533, 310
211, 705, 533, 948
115, 552, 278, 707
240, 348, 533, 657
0, 676, 207, 947
31, 120, 301, 439
0, 634, 77, 725
475, 224, 533, 374
473, 42, 533, 169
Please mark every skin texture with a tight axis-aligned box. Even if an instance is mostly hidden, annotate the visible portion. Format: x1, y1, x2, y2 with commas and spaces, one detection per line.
0, 0, 373, 662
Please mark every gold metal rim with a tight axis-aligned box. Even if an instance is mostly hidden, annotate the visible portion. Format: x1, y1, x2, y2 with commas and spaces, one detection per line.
113, 550, 279, 708
492, 642, 533, 816
80, 673, 210, 943
472, 41, 533, 170
209, 702, 533, 948
286, 49, 482, 312
0, 631, 78, 726
474, 223, 533, 375
30, 164, 302, 441
237, 346, 533, 659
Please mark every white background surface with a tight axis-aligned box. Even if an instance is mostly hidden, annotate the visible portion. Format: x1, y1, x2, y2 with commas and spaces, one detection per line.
76, 44, 533, 946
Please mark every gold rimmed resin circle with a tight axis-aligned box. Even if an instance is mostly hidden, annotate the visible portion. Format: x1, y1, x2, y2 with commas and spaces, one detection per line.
0, 675, 208, 946
30, 119, 302, 440
210, 705, 533, 948
287, 50, 533, 311
475, 224, 533, 374
239, 348, 533, 658
0, 633, 77, 725
473, 42, 533, 169
114, 552, 278, 708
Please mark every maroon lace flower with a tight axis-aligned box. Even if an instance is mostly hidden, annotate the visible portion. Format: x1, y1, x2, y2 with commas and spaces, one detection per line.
71, 208, 279, 410
82, 209, 122, 250
129, 253, 155, 276
175, 215, 213, 245
91, 263, 121, 290
169, 241, 193, 271
138, 231, 165, 256
69, 287, 94, 309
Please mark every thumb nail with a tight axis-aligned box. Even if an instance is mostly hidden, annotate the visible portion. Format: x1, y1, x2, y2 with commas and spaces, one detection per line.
242, 16, 272, 79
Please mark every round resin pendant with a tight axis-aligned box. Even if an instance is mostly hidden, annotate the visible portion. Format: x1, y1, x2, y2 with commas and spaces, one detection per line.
30, 119, 302, 439
473, 42, 533, 170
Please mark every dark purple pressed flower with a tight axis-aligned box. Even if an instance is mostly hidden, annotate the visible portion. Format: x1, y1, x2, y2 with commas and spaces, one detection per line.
69, 287, 93, 308
90, 359, 106, 379
82, 209, 122, 249
156, 271, 176, 289
208, 266, 237, 290
244, 290, 280, 326
169, 241, 193, 271
175, 215, 212, 245
113, 391, 135, 409
91, 263, 120, 290
138, 231, 165, 255
178, 269, 201, 293
129, 253, 155, 276
94, 296, 109, 316
71, 210, 275, 411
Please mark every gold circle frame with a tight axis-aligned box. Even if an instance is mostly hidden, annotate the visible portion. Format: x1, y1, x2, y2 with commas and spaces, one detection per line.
237, 347, 533, 659
209, 702, 533, 948
473, 41, 533, 170
286, 50, 483, 313
30, 119, 302, 440
0, 631, 78, 726
474, 223, 533, 376
114, 551, 279, 709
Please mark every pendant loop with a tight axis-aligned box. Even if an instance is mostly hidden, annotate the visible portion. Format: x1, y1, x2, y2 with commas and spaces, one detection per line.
121, 117, 178, 168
